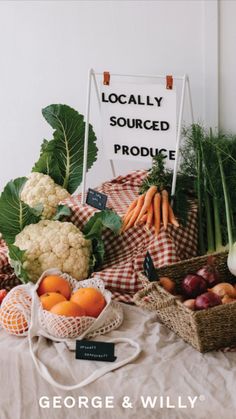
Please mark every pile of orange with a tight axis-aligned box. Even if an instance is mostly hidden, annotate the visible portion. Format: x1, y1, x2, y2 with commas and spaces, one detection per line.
38, 275, 106, 318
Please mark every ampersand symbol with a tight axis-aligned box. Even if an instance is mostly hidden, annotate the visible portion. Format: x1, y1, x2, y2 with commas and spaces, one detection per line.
122, 396, 133, 409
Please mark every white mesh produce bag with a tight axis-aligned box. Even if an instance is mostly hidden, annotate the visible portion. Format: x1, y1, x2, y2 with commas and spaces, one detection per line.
0, 285, 31, 336
0, 269, 141, 390
0, 268, 124, 340
37, 270, 124, 340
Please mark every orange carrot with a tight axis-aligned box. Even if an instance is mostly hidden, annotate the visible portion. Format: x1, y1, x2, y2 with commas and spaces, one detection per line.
161, 190, 169, 230
136, 185, 157, 223
145, 202, 154, 230
168, 203, 179, 227
137, 213, 148, 225
123, 198, 138, 219
122, 198, 139, 231
124, 194, 145, 231
121, 209, 135, 231
153, 192, 161, 236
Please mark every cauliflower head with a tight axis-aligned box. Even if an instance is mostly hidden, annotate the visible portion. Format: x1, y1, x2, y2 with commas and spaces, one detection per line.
21, 172, 70, 219
14, 220, 92, 282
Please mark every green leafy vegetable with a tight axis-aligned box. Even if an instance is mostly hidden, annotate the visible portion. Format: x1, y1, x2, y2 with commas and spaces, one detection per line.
53, 204, 72, 221
31, 203, 44, 217
83, 209, 122, 270
32, 104, 98, 193
181, 124, 236, 254
140, 153, 171, 193
7, 244, 30, 283
181, 124, 206, 253
0, 178, 42, 244
32, 139, 61, 180
83, 209, 122, 238
89, 238, 105, 271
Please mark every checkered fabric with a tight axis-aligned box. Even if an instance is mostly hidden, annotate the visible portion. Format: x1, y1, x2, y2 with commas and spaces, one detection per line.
62, 170, 198, 302
0, 239, 9, 271
0, 170, 198, 304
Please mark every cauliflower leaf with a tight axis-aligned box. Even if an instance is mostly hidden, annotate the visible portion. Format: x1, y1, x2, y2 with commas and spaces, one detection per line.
0, 178, 42, 244
83, 209, 122, 238
32, 139, 61, 180
32, 104, 98, 194
83, 209, 122, 270
7, 244, 30, 283
89, 237, 105, 271
53, 204, 72, 221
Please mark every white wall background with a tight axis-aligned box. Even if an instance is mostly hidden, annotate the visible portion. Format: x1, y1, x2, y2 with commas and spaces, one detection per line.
0, 0, 233, 192
219, 0, 236, 131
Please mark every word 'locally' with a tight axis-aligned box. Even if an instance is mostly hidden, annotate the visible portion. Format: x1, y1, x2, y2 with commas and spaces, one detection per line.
102, 93, 163, 107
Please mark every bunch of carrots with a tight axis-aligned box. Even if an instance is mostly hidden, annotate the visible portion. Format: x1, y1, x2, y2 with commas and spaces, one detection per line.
122, 186, 179, 236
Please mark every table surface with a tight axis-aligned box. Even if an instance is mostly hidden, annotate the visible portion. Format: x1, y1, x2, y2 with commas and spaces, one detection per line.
0, 303, 235, 419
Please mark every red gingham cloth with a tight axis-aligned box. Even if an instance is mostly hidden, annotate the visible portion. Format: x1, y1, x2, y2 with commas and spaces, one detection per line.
0, 239, 9, 271
0, 170, 198, 304
62, 170, 198, 302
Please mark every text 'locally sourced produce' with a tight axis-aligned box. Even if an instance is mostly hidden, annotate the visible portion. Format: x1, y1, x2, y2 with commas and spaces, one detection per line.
101, 82, 177, 167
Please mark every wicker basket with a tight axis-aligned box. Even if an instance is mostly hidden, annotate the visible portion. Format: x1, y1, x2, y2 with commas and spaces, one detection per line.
134, 251, 236, 352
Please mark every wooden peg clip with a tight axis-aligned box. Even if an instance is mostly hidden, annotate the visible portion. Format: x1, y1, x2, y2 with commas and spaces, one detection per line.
166, 75, 173, 90
103, 71, 110, 85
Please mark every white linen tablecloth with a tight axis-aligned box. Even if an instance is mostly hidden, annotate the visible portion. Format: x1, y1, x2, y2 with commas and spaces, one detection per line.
0, 303, 235, 419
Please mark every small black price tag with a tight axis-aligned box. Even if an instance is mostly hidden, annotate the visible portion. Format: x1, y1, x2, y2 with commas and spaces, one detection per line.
86, 188, 108, 210
76, 340, 117, 362
143, 251, 158, 282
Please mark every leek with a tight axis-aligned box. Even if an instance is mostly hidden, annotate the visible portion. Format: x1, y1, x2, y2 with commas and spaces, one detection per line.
205, 192, 214, 253
197, 147, 205, 254
181, 125, 233, 255
216, 147, 236, 274
217, 150, 233, 248
213, 196, 224, 252
200, 133, 223, 253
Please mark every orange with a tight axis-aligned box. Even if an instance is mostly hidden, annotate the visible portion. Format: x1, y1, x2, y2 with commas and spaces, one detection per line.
39, 292, 67, 311
37, 275, 71, 299
0, 288, 31, 335
50, 301, 86, 317
70, 287, 106, 318
0, 305, 28, 335
9, 288, 32, 305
